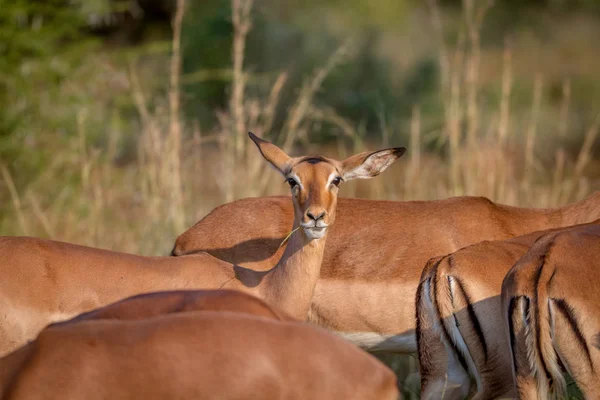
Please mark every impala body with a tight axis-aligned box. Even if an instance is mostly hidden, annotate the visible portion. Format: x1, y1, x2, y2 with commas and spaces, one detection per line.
416, 220, 600, 399
0, 290, 399, 400
172, 192, 600, 353
57, 289, 298, 324
0, 133, 405, 356
503, 224, 600, 400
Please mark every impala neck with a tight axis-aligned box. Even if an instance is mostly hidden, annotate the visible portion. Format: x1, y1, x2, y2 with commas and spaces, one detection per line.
259, 220, 328, 320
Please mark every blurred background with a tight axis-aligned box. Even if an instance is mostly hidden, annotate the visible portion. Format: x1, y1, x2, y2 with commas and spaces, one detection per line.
1, 0, 599, 396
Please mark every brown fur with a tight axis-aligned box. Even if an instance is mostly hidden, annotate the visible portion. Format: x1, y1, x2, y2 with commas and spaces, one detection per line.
502, 224, 600, 400
53, 289, 297, 324
0, 290, 399, 400
0, 133, 404, 356
172, 191, 600, 354
416, 220, 600, 399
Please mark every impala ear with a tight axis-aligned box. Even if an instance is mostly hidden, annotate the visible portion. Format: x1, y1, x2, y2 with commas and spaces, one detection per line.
341, 147, 406, 181
248, 132, 291, 175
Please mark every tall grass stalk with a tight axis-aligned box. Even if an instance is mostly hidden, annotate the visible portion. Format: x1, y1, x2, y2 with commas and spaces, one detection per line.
167, 0, 186, 234
0, 0, 597, 251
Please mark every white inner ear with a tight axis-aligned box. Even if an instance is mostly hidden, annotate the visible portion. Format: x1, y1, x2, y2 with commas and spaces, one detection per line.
343, 151, 396, 180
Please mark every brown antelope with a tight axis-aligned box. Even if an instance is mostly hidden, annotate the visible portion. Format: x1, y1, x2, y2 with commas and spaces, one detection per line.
0, 290, 399, 400
416, 220, 600, 400
171, 189, 600, 354
0, 132, 405, 356
502, 224, 600, 400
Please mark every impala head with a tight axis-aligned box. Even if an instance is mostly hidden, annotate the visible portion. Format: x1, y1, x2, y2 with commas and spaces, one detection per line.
249, 132, 406, 241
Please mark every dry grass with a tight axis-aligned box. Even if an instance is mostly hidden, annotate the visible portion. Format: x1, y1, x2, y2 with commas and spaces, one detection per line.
0, 1, 598, 396
3, 0, 597, 251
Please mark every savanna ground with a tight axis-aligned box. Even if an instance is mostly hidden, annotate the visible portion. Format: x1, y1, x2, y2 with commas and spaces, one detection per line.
1, 0, 599, 397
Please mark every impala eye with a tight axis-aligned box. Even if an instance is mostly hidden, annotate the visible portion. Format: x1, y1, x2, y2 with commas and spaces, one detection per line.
331, 177, 342, 187
286, 178, 298, 188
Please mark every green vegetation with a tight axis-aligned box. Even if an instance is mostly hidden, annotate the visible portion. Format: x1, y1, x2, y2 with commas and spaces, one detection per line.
0, 1, 598, 396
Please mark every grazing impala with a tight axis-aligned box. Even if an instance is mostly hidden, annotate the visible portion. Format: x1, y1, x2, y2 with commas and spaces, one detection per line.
502, 224, 600, 400
172, 184, 600, 354
0, 290, 399, 400
0, 132, 405, 356
416, 220, 600, 400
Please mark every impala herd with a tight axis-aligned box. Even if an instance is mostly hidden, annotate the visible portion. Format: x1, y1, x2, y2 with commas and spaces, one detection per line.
0, 132, 598, 399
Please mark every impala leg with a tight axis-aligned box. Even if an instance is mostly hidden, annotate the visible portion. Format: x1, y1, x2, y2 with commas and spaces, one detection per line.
420, 338, 472, 400
574, 338, 600, 399
548, 298, 600, 400
417, 278, 472, 400
570, 356, 600, 400
455, 295, 516, 400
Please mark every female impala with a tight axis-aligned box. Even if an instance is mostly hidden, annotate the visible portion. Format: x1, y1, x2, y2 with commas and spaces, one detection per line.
0, 290, 399, 400
172, 185, 600, 357
503, 224, 600, 400
0, 132, 405, 356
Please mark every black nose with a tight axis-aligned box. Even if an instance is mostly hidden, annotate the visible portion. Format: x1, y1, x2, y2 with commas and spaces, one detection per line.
307, 211, 325, 221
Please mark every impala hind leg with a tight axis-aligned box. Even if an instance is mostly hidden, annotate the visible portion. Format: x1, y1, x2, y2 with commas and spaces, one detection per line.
417, 277, 472, 400
549, 298, 600, 400
449, 292, 515, 400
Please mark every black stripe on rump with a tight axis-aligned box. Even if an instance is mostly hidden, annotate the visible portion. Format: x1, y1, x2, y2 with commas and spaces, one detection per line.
550, 297, 594, 373
432, 258, 471, 373
533, 258, 553, 382
448, 273, 489, 362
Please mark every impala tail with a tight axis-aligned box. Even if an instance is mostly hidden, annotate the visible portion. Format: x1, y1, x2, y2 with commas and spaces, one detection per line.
503, 252, 566, 400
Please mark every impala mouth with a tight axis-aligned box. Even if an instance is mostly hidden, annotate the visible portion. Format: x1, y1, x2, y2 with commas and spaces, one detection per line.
301, 224, 328, 240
